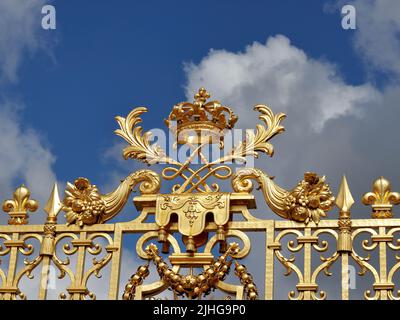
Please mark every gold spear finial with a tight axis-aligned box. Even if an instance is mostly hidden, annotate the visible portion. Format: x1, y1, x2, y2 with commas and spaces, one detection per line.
40, 183, 61, 257
336, 175, 354, 252
336, 175, 354, 217
44, 182, 62, 223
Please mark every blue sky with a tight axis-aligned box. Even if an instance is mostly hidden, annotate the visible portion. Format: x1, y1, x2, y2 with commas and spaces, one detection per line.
0, 0, 400, 220
1, 0, 400, 219
10, 0, 368, 188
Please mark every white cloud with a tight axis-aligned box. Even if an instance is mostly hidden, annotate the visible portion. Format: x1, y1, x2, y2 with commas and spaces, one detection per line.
351, 0, 400, 76
184, 35, 380, 132
0, 0, 49, 82
0, 104, 56, 223
183, 33, 400, 224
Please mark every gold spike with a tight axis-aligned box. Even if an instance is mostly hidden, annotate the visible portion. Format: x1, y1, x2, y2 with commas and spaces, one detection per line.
44, 183, 62, 223
336, 175, 354, 252
336, 175, 354, 217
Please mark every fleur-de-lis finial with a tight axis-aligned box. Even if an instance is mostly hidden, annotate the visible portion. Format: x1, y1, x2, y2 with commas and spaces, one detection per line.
2, 185, 39, 225
362, 176, 400, 218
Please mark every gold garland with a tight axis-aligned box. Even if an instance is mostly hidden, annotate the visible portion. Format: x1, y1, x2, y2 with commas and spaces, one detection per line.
123, 242, 258, 300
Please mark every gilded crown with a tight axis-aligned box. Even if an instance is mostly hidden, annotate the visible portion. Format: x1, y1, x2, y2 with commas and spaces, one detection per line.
164, 88, 238, 144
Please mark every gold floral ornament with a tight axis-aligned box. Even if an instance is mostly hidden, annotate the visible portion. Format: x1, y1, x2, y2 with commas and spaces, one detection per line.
63, 178, 105, 226
63, 170, 160, 227
2, 185, 39, 225
285, 172, 335, 224
232, 170, 334, 224
362, 176, 400, 218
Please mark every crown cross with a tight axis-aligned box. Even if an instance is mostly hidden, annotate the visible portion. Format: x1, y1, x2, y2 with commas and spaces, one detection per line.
194, 87, 210, 105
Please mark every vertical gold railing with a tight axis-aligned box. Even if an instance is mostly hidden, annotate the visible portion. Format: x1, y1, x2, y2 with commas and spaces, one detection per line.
108, 224, 123, 300
377, 226, 389, 300
3, 232, 20, 299
336, 175, 354, 300
264, 220, 275, 300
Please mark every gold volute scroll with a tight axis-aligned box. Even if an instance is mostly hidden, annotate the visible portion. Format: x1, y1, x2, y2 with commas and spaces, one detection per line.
2, 185, 39, 225
362, 176, 400, 218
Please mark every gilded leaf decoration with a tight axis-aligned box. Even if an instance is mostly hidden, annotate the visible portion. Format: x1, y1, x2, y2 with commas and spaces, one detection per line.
115, 107, 176, 165
219, 105, 286, 163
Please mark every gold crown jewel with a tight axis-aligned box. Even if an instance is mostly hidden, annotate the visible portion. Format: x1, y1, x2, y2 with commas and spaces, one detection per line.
164, 88, 238, 145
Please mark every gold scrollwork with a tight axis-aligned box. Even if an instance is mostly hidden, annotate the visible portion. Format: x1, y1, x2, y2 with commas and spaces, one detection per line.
115, 94, 286, 195
272, 228, 340, 300
350, 228, 382, 300
52, 233, 78, 283
0, 233, 44, 299
136, 231, 181, 260
54, 232, 118, 300
272, 229, 305, 281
